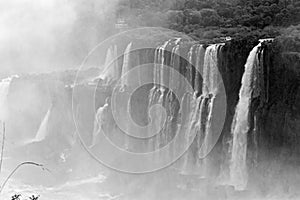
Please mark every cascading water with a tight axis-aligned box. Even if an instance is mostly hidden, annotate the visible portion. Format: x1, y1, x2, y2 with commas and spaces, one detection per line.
113, 45, 120, 80
120, 42, 133, 89
91, 100, 111, 148
148, 40, 171, 154
198, 44, 223, 175
96, 45, 119, 84
180, 44, 198, 174
180, 91, 197, 175
229, 42, 263, 191
102, 40, 225, 177
194, 45, 205, 95
118, 42, 133, 150
100, 46, 114, 81
33, 106, 52, 142
180, 44, 223, 176
168, 38, 181, 91
159, 41, 171, 92
165, 39, 181, 161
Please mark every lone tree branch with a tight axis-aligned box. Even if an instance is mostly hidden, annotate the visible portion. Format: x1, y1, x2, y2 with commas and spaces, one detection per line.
0, 161, 49, 194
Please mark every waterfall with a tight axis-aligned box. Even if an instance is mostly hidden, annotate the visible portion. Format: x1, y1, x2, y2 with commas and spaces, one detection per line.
180, 44, 198, 174
194, 45, 205, 95
152, 40, 171, 91
180, 44, 223, 176
100, 46, 114, 81
145, 40, 225, 174
120, 42, 133, 89
180, 91, 197, 175
229, 42, 262, 191
148, 40, 171, 145
0, 78, 12, 121
165, 40, 181, 161
113, 45, 120, 79
168, 39, 181, 90
33, 107, 52, 142
96, 45, 119, 84
198, 44, 223, 159
201, 44, 222, 96
91, 101, 110, 148
159, 40, 171, 91
153, 40, 170, 153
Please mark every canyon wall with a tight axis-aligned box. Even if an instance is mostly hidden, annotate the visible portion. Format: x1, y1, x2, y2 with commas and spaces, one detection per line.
1, 36, 299, 191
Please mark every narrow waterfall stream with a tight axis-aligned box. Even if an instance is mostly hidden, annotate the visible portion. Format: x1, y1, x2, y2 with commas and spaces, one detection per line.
33, 107, 52, 142
120, 42, 133, 89
100, 46, 114, 81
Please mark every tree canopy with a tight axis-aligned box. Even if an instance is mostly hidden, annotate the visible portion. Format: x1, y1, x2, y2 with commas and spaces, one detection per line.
116, 0, 300, 40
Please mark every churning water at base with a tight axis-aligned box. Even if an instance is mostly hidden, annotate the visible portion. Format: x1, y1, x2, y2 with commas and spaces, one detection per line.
229, 42, 262, 190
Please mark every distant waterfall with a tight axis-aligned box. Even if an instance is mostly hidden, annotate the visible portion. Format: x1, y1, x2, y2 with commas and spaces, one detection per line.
0, 78, 12, 121
168, 40, 181, 90
120, 42, 133, 89
153, 40, 171, 91
180, 44, 198, 174
101, 46, 117, 81
181, 44, 223, 176
33, 107, 52, 142
229, 42, 262, 191
186, 44, 197, 90
91, 102, 110, 148
101, 46, 114, 80
165, 40, 181, 160
194, 45, 205, 95
159, 40, 171, 91
151, 40, 171, 153
180, 91, 198, 175
199, 44, 223, 161
97, 45, 119, 84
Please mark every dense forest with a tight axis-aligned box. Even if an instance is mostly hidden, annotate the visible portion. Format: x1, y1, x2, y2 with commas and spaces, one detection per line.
116, 0, 300, 40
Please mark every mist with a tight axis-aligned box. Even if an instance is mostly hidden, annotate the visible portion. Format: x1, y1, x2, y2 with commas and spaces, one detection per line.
0, 0, 117, 79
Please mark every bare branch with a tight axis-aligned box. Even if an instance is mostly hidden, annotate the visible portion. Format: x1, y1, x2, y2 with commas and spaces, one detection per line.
0, 161, 50, 194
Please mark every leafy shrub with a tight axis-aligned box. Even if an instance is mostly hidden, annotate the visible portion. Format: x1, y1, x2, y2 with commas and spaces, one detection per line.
11, 194, 39, 200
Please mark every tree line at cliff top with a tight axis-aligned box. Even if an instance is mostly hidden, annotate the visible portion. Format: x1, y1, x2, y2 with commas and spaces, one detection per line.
116, 0, 300, 40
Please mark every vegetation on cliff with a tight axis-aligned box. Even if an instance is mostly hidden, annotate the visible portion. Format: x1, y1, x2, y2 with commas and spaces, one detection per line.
116, 0, 300, 40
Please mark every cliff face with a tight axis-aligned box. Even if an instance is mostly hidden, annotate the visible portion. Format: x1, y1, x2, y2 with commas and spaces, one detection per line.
258, 38, 300, 155
2, 35, 300, 190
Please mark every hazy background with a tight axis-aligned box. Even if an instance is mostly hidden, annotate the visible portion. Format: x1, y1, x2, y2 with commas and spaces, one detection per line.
0, 0, 117, 79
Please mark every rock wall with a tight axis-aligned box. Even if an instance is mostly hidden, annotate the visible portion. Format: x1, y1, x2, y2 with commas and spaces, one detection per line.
2, 36, 300, 189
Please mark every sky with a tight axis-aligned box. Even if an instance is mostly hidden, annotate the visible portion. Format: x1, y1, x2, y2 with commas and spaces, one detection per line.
0, 0, 117, 78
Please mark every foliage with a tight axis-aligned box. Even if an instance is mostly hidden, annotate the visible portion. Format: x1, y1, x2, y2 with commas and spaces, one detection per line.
29, 195, 39, 200
116, 0, 300, 40
11, 194, 21, 200
277, 24, 300, 52
11, 194, 39, 200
